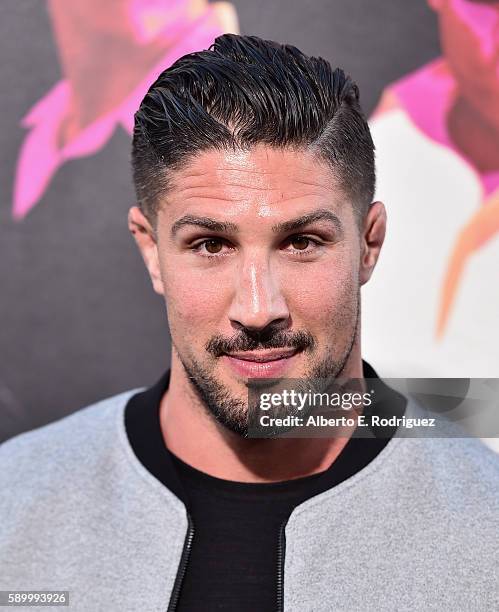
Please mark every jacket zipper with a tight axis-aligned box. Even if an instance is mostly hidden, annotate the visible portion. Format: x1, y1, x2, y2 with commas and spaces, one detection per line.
167, 514, 286, 611
277, 520, 287, 612
167, 512, 195, 612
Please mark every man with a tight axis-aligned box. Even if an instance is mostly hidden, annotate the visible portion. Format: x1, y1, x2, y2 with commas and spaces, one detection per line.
362, 0, 499, 378
1, 34, 498, 612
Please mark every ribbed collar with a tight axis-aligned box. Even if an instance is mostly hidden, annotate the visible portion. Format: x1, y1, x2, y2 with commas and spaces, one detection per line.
124, 360, 406, 509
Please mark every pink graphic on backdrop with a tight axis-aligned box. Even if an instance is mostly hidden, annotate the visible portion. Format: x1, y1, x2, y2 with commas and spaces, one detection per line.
373, 0, 499, 338
13, 0, 238, 220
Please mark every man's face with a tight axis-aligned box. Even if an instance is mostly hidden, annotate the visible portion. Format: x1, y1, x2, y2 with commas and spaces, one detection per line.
431, 0, 499, 128
142, 146, 369, 435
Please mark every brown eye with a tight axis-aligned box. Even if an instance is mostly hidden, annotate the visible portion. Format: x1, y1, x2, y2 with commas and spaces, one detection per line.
204, 239, 223, 254
290, 236, 310, 250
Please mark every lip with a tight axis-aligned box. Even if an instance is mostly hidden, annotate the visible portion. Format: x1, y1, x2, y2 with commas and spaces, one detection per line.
222, 348, 301, 378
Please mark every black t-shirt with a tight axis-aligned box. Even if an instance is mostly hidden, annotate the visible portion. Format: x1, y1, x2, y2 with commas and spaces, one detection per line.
125, 361, 405, 611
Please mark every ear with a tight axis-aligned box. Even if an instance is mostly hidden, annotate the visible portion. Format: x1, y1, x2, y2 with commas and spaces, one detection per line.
359, 201, 387, 286
128, 206, 165, 296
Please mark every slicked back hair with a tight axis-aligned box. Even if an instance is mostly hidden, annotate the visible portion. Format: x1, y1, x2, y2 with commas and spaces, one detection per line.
132, 34, 375, 231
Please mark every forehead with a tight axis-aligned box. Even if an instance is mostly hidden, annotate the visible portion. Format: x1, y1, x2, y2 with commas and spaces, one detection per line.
160, 145, 346, 222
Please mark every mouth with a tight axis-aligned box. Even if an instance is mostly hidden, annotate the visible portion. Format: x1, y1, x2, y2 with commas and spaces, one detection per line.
222, 348, 302, 378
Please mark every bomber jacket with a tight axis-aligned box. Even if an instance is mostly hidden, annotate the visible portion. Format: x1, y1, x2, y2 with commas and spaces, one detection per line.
1, 375, 499, 611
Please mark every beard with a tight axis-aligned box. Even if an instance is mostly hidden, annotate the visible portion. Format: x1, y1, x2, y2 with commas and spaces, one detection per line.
175, 290, 360, 437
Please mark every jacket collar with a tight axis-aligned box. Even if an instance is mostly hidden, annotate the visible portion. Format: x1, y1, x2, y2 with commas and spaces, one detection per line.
124, 360, 406, 509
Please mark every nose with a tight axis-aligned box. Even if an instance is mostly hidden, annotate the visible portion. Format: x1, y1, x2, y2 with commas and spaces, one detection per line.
228, 256, 290, 333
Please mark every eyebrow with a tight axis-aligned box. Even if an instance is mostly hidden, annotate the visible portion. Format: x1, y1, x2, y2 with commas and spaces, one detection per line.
170, 208, 343, 237
171, 215, 239, 237
272, 209, 343, 234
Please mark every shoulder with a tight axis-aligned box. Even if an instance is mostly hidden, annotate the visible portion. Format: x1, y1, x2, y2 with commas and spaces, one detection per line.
401, 435, 499, 565
424, 435, 499, 500
391, 406, 499, 520
0, 387, 143, 495
370, 57, 452, 120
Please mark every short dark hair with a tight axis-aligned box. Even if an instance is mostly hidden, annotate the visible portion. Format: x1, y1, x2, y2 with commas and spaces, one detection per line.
132, 34, 375, 230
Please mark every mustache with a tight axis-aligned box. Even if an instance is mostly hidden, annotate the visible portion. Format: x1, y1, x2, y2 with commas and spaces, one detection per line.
205, 329, 316, 357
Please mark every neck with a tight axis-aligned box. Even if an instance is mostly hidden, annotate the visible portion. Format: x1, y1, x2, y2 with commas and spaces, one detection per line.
159, 345, 365, 483
447, 95, 499, 174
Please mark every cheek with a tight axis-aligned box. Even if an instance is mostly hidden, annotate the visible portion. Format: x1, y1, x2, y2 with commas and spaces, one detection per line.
283, 256, 358, 327
161, 260, 231, 338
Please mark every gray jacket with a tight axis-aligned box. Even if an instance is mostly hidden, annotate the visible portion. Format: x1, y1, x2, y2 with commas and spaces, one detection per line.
1, 388, 499, 611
